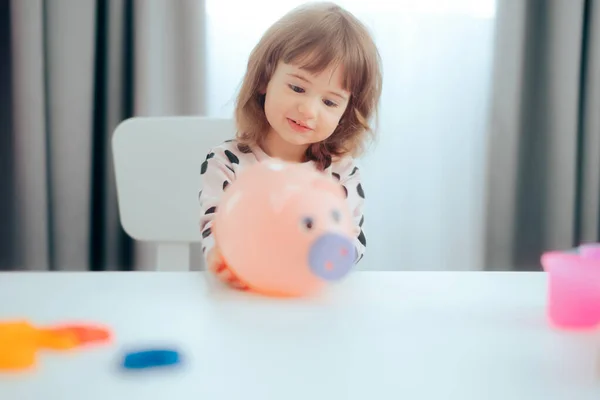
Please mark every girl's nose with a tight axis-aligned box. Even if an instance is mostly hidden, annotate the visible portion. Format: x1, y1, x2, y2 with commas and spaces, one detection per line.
297, 98, 317, 120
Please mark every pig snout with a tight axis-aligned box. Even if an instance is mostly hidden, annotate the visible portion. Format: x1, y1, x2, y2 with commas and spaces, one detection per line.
308, 233, 355, 281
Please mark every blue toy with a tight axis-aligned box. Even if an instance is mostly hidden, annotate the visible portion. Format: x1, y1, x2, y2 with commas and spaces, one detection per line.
121, 348, 182, 370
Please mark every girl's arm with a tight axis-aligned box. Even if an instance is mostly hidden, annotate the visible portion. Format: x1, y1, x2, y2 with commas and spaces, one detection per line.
198, 146, 250, 289
336, 159, 367, 264
198, 148, 236, 258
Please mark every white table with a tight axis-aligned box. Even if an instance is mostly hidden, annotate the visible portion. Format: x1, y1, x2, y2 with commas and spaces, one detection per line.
0, 271, 598, 399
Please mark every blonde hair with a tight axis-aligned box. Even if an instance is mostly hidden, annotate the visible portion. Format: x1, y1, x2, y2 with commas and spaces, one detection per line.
234, 2, 382, 169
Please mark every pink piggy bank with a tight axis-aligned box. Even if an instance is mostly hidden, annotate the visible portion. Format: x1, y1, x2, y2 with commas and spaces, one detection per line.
213, 159, 356, 297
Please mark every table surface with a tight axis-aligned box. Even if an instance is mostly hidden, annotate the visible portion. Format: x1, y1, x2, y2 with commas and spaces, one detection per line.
0, 271, 598, 399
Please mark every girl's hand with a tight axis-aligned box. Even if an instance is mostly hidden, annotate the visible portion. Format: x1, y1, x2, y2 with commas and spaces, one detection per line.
206, 246, 248, 291
206, 246, 225, 274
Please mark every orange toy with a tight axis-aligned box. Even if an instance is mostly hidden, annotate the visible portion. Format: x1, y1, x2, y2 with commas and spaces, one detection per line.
0, 320, 111, 372
214, 160, 357, 297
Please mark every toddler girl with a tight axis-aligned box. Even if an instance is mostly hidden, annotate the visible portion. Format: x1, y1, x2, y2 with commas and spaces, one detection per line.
199, 1, 382, 289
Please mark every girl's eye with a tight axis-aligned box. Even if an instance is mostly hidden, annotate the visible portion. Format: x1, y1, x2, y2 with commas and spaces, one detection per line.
289, 84, 304, 93
323, 99, 338, 108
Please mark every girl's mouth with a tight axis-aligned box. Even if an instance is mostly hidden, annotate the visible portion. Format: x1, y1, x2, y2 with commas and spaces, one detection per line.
288, 118, 312, 132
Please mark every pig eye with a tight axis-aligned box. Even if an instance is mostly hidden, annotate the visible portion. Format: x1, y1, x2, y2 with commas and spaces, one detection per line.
332, 209, 341, 222
301, 217, 314, 230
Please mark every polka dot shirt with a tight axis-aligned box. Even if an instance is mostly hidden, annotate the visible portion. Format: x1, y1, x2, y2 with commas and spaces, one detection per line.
198, 140, 367, 266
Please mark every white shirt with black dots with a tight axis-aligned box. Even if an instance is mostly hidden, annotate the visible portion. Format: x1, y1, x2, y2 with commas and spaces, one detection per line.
198, 140, 367, 265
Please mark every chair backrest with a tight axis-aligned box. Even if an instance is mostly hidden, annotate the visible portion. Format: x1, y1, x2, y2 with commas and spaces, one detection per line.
111, 116, 235, 270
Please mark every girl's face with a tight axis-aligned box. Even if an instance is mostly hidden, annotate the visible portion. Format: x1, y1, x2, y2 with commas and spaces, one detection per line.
261, 60, 350, 161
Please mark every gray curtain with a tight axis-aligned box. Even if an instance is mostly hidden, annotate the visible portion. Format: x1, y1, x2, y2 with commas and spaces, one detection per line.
484, 0, 600, 271
1, 0, 206, 271
0, 0, 13, 269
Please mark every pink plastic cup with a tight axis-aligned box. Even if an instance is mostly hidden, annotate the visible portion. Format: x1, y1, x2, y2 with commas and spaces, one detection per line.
578, 243, 600, 260
541, 249, 600, 330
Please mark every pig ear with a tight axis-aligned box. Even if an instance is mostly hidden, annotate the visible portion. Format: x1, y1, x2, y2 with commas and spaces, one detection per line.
311, 177, 346, 199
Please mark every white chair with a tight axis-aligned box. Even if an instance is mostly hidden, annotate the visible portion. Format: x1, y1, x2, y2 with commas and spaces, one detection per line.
111, 116, 236, 271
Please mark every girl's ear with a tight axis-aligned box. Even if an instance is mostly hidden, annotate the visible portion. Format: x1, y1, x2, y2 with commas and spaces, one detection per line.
257, 78, 268, 95
259, 62, 275, 94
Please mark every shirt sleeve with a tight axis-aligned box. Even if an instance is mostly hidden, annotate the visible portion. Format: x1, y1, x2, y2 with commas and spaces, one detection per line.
198, 148, 236, 258
337, 159, 367, 264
